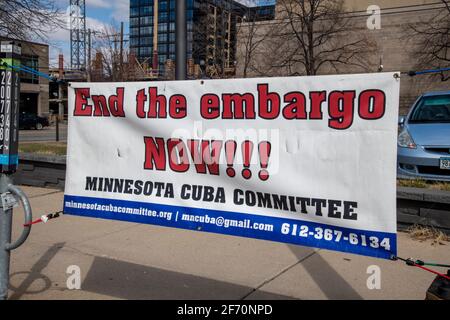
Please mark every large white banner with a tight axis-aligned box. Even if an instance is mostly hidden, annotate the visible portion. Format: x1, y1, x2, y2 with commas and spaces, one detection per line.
64, 73, 400, 259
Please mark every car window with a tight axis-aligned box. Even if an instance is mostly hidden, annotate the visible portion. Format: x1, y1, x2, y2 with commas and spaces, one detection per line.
409, 95, 450, 123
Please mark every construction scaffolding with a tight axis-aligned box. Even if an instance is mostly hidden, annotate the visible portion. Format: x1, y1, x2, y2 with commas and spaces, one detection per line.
202, 1, 239, 78
70, 0, 87, 70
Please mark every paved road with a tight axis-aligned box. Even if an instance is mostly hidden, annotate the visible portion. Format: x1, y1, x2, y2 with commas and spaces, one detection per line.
19, 124, 68, 142
6, 185, 448, 300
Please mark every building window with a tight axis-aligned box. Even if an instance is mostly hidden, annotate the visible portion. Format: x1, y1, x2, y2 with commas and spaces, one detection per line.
159, 1, 168, 11
158, 55, 167, 63
140, 26, 152, 35
130, 17, 139, 27
159, 23, 168, 32
158, 33, 167, 43
160, 12, 168, 22
141, 6, 152, 15
141, 37, 152, 45
158, 44, 167, 53
20, 55, 39, 84
140, 47, 152, 57
140, 16, 153, 25
130, 37, 139, 47
130, 7, 139, 17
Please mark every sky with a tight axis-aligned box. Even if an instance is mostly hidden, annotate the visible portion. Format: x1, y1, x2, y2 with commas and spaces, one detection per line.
49, 0, 130, 67
48, 0, 275, 68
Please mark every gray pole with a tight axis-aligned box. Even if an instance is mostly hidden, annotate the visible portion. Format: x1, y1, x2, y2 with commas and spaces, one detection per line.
113, 33, 118, 82
87, 29, 92, 82
120, 22, 124, 81
58, 82, 64, 135
175, 0, 187, 80
0, 41, 33, 300
0, 175, 13, 300
56, 117, 60, 142
0, 181, 33, 300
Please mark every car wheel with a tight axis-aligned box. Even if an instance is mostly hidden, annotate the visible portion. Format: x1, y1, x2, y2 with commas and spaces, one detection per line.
36, 123, 43, 130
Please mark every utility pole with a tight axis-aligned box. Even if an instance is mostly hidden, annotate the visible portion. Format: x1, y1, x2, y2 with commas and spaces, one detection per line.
176, 0, 187, 80
57, 54, 64, 140
113, 32, 118, 82
87, 29, 92, 82
120, 22, 124, 81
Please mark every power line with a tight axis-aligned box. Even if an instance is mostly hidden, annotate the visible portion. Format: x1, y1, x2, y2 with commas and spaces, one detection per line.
239, 1, 448, 28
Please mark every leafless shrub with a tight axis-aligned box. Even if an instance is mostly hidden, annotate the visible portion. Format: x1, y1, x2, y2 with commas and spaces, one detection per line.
0, 0, 63, 42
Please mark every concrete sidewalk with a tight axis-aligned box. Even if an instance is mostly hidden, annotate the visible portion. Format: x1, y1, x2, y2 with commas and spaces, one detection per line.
6, 186, 449, 300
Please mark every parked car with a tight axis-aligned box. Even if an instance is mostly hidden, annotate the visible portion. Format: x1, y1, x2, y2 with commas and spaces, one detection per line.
397, 91, 450, 181
19, 113, 49, 130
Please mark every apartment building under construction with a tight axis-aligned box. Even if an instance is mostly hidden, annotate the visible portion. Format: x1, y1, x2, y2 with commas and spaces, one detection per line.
129, 0, 274, 79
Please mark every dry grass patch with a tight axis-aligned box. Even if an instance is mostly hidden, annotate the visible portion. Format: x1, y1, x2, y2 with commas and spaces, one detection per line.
407, 224, 450, 245
398, 179, 450, 191
19, 142, 67, 156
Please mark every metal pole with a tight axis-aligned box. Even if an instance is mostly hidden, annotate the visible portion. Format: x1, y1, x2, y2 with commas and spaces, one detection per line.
56, 117, 60, 142
58, 82, 64, 125
0, 175, 13, 300
176, 0, 187, 80
120, 22, 124, 81
113, 33, 118, 82
87, 29, 92, 82
58, 54, 65, 122
0, 181, 33, 300
0, 41, 33, 300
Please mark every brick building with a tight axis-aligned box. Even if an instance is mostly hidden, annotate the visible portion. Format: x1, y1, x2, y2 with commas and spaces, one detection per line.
0, 37, 49, 116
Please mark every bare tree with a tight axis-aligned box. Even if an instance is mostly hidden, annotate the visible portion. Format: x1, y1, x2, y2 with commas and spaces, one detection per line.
93, 24, 130, 82
274, 0, 375, 76
0, 0, 62, 41
237, 10, 276, 78
409, 0, 450, 81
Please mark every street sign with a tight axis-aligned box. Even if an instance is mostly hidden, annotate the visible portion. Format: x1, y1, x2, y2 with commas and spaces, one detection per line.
64, 73, 400, 259
0, 41, 20, 173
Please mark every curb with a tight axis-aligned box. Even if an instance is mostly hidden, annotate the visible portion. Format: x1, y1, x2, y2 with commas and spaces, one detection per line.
397, 186, 450, 233
14, 153, 66, 190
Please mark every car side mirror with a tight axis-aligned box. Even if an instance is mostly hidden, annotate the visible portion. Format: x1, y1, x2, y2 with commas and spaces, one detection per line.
398, 116, 405, 126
